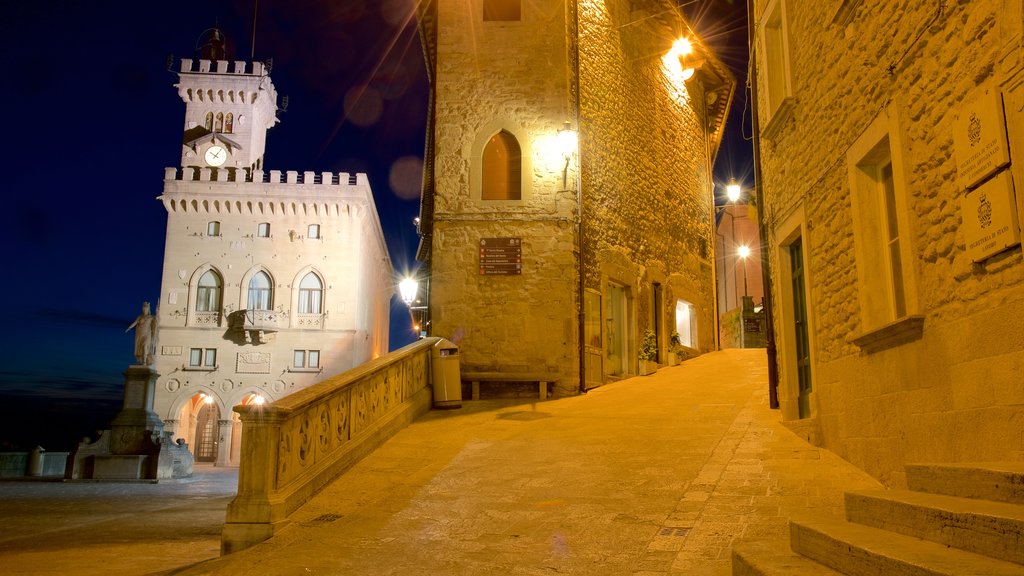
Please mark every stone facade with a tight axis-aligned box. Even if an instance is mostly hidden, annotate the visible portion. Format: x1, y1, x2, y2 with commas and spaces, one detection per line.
416, 0, 733, 393
153, 57, 392, 467
753, 0, 1024, 486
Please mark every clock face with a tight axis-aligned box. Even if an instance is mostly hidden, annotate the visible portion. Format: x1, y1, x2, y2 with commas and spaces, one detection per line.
205, 145, 227, 167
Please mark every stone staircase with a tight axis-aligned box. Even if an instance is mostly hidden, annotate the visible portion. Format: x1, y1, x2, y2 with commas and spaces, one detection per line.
733, 462, 1024, 575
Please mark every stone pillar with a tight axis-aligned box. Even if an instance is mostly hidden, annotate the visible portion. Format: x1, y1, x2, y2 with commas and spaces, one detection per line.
109, 366, 164, 455
216, 419, 233, 466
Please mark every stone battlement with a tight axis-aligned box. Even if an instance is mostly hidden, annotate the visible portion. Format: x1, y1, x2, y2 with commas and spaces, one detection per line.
164, 167, 367, 187
179, 58, 266, 76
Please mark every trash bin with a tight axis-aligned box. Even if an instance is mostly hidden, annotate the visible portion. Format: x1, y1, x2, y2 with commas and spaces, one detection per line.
431, 339, 462, 409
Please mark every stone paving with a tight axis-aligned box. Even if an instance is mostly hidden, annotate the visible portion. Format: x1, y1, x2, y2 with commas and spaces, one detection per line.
0, 349, 881, 575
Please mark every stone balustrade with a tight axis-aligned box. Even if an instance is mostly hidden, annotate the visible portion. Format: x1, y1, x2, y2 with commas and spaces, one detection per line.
220, 338, 437, 554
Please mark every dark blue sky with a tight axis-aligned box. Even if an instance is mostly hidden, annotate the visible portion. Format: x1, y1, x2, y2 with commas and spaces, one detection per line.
0, 0, 427, 447
0, 0, 749, 449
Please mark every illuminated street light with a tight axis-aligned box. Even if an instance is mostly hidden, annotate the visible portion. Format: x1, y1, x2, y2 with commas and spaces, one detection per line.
726, 178, 742, 203
737, 245, 750, 297
399, 277, 418, 307
557, 121, 577, 189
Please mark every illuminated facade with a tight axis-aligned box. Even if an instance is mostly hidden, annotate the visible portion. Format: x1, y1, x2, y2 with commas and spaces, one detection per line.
753, 0, 1024, 485
152, 44, 391, 466
416, 0, 734, 392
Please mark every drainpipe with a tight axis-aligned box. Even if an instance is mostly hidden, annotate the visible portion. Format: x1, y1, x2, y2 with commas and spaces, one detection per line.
571, 0, 586, 394
747, 0, 780, 408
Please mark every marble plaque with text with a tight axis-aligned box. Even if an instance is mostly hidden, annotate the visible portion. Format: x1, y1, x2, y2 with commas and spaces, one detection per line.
954, 82, 1011, 189
960, 170, 1021, 262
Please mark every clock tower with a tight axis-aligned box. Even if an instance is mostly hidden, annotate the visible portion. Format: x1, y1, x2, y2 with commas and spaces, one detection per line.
175, 28, 279, 180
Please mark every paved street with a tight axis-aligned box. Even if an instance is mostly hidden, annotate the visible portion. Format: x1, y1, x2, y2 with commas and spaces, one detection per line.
0, 350, 881, 575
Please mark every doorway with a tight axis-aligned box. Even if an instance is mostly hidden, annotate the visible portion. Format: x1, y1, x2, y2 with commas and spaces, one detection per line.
194, 401, 220, 462
790, 238, 812, 418
606, 282, 628, 376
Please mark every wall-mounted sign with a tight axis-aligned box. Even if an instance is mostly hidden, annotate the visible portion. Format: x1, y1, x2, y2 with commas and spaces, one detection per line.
960, 170, 1021, 262
954, 82, 1011, 190
479, 237, 522, 275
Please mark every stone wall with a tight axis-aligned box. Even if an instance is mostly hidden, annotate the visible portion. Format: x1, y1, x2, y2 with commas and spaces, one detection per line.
425, 0, 724, 391
754, 0, 1024, 486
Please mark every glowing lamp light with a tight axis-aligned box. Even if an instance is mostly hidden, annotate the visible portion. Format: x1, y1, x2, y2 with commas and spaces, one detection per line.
253, 395, 266, 406
670, 38, 698, 80
672, 38, 693, 58
399, 277, 418, 306
737, 245, 751, 259
203, 394, 215, 405
726, 179, 742, 203
557, 121, 577, 159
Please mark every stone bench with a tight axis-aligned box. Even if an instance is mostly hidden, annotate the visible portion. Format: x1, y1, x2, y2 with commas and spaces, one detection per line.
461, 372, 559, 400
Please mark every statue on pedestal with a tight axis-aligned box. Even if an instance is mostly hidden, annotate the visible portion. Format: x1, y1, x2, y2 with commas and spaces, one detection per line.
126, 301, 159, 365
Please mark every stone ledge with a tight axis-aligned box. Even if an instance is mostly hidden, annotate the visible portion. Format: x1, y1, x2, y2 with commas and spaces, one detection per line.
849, 315, 924, 354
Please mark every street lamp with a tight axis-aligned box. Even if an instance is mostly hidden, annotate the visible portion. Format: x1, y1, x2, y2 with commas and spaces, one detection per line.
398, 277, 418, 307
557, 121, 577, 189
726, 178, 742, 203
737, 245, 750, 297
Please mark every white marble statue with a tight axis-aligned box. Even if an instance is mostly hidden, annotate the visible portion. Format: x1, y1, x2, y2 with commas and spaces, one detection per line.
126, 301, 159, 365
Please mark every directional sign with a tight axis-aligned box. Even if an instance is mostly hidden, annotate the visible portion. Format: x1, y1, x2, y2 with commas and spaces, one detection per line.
480, 237, 522, 275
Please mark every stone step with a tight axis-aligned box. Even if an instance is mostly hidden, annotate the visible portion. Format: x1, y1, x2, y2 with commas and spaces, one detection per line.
790, 516, 1024, 576
732, 540, 842, 576
845, 489, 1024, 565
906, 462, 1024, 504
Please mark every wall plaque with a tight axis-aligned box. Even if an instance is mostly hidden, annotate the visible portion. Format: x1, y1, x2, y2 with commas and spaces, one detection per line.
960, 170, 1021, 262
479, 237, 522, 275
237, 351, 272, 374
954, 82, 1011, 190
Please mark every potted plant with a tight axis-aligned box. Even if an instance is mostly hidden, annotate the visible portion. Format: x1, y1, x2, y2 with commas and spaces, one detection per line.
639, 329, 658, 375
668, 332, 681, 366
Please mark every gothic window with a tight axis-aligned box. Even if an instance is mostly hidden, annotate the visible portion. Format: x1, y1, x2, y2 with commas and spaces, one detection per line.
225, 112, 234, 133
484, 0, 520, 21
247, 271, 273, 311
195, 270, 222, 312
215, 112, 224, 132
298, 273, 323, 314
205, 112, 213, 131
482, 130, 522, 200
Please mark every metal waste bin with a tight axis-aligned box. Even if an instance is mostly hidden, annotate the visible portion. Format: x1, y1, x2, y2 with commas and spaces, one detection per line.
431, 339, 462, 409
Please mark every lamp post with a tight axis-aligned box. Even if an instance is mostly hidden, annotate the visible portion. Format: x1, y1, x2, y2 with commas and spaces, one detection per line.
737, 245, 750, 298
557, 121, 577, 189
399, 277, 418, 307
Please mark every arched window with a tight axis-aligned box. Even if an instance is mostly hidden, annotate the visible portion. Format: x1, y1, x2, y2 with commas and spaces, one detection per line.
298, 273, 323, 314
481, 130, 522, 200
225, 112, 234, 133
484, 0, 521, 21
247, 272, 272, 310
215, 112, 224, 132
196, 270, 222, 312
204, 112, 213, 131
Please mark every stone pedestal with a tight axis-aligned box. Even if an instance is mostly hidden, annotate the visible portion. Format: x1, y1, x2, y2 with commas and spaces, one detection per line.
66, 365, 194, 481
109, 366, 164, 454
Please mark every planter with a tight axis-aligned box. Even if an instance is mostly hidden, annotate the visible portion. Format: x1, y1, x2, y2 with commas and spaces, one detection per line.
639, 359, 658, 376
667, 352, 679, 367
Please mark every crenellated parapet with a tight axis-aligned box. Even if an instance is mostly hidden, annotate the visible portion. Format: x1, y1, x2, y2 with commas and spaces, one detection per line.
160, 167, 373, 216
164, 167, 367, 186
179, 59, 266, 76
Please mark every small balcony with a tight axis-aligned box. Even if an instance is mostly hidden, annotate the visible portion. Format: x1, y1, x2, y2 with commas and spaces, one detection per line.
229, 309, 281, 333
192, 311, 222, 327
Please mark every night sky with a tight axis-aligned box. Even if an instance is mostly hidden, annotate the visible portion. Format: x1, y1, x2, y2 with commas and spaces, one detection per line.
0, 0, 749, 451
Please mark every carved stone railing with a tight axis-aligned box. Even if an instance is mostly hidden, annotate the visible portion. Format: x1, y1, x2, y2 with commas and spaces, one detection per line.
295, 313, 324, 329
220, 338, 438, 554
192, 311, 221, 327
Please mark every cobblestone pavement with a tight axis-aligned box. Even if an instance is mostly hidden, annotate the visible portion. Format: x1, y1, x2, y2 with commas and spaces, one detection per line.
0, 350, 881, 575
0, 464, 237, 576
